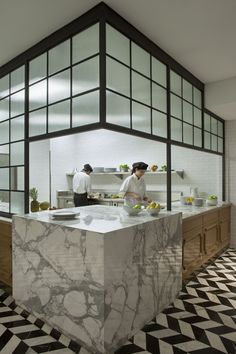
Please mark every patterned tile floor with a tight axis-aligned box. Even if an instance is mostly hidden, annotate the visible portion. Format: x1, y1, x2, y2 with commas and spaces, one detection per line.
0, 248, 236, 353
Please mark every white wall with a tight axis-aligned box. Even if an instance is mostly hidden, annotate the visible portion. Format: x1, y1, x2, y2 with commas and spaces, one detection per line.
225, 120, 236, 247
172, 146, 223, 199
30, 140, 50, 203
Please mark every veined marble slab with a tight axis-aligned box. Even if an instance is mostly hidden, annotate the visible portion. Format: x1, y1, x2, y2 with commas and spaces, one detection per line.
12, 205, 182, 353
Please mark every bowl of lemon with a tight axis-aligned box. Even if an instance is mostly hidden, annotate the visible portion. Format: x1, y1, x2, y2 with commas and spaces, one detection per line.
146, 201, 161, 216
123, 203, 142, 216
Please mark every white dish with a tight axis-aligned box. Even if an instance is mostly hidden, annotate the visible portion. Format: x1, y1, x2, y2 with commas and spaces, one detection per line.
51, 211, 80, 219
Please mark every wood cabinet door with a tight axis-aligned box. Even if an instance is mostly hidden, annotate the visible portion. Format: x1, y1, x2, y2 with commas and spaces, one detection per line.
219, 219, 230, 246
0, 232, 12, 286
183, 228, 202, 277
203, 223, 219, 257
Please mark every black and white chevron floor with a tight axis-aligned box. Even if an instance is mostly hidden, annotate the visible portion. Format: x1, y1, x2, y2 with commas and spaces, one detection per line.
0, 248, 236, 353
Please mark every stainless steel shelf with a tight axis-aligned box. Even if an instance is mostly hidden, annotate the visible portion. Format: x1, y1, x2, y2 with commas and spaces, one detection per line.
66, 170, 184, 179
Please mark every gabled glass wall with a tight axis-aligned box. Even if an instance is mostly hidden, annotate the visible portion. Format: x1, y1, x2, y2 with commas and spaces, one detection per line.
170, 70, 202, 147
0, 4, 225, 216
106, 24, 168, 139
28, 23, 100, 138
0, 66, 25, 214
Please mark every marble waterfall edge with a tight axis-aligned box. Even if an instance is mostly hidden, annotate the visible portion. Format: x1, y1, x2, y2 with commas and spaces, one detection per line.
12, 207, 182, 353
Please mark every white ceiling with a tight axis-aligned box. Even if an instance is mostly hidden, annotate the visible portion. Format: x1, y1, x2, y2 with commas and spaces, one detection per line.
1, 0, 236, 118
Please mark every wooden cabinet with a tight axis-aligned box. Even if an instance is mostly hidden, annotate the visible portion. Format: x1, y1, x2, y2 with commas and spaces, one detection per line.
0, 221, 12, 286
219, 206, 231, 247
183, 206, 231, 280
183, 228, 203, 278
203, 210, 219, 258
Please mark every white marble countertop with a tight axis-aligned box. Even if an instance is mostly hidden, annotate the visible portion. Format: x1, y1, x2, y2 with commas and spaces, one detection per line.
15, 205, 180, 234
171, 201, 231, 219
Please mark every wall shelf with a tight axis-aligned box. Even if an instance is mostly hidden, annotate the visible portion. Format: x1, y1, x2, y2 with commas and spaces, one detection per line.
67, 170, 184, 180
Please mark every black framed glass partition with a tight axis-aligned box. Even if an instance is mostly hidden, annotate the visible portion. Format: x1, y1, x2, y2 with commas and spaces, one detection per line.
0, 2, 225, 217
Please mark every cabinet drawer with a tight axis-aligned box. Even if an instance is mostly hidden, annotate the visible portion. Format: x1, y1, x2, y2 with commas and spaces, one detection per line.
203, 210, 218, 226
183, 216, 202, 233
219, 206, 231, 222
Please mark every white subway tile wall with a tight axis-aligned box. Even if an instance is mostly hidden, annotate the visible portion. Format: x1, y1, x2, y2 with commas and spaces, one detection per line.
30, 130, 223, 208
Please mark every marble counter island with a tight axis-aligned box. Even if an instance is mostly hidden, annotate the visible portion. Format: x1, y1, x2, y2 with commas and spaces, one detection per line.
12, 205, 182, 353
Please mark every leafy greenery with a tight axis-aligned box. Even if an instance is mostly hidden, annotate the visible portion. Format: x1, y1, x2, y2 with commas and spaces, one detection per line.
29, 187, 38, 201
119, 164, 129, 169
208, 194, 218, 200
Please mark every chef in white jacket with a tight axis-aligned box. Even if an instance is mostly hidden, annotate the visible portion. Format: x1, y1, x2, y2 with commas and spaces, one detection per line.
119, 162, 150, 203
73, 164, 93, 206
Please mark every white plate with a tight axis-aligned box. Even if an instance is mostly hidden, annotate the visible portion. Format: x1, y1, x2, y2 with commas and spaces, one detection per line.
51, 211, 80, 219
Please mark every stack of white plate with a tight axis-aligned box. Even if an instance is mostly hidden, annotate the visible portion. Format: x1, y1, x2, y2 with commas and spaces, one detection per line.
93, 167, 104, 173
104, 168, 117, 172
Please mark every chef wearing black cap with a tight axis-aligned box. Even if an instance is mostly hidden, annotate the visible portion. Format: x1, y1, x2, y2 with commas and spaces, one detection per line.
73, 164, 93, 207
119, 162, 150, 203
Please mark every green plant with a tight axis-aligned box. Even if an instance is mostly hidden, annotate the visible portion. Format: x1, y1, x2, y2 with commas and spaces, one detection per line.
208, 194, 218, 200
161, 164, 167, 171
29, 187, 38, 201
119, 164, 129, 169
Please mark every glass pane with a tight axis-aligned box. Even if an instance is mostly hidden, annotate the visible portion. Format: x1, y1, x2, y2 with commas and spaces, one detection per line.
29, 53, 47, 85
132, 71, 150, 106
11, 166, 24, 190
29, 108, 47, 137
72, 91, 99, 127
0, 97, 9, 122
0, 145, 9, 167
170, 71, 181, 96
132, 102, 151, 134
49, 40, 70, 75
193, 87, 201, 108
204, 131, 211, 149
194, 127, 202, 147
183, 101, 193, 124
212, 134, 217, 151
11, 66, 25, 93
106, 91, 130, 128
106, 24, 129, 65
0, 75, 9, 98
10, 90, 25, 117
171, 117, 182, 142
0, 121, 9, 144
106, 57, 130, 97
48, 100, 70, 133
218, 121, 223, 137
183, 79, 192, 103
152, 57, 166, 87
10, 191, 24, 214
211, 117, 218, 135
152, 83, 167, 113
29, 79, 47, 110
48, 69, 70, 104
152, 110, 167, 138
0, 168, 9, 189
218, 137, 223, 153
73, 23, 99, 64
132, 42, 150, 77
11, 115, 24, 142
73, 56, 99, 95
0, 192, 9, 213
183, 123, 193, 145
204, 113, 211, 131
194, 107, 202, 128
171, 94, 182, 119
11, 141, 24, 165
